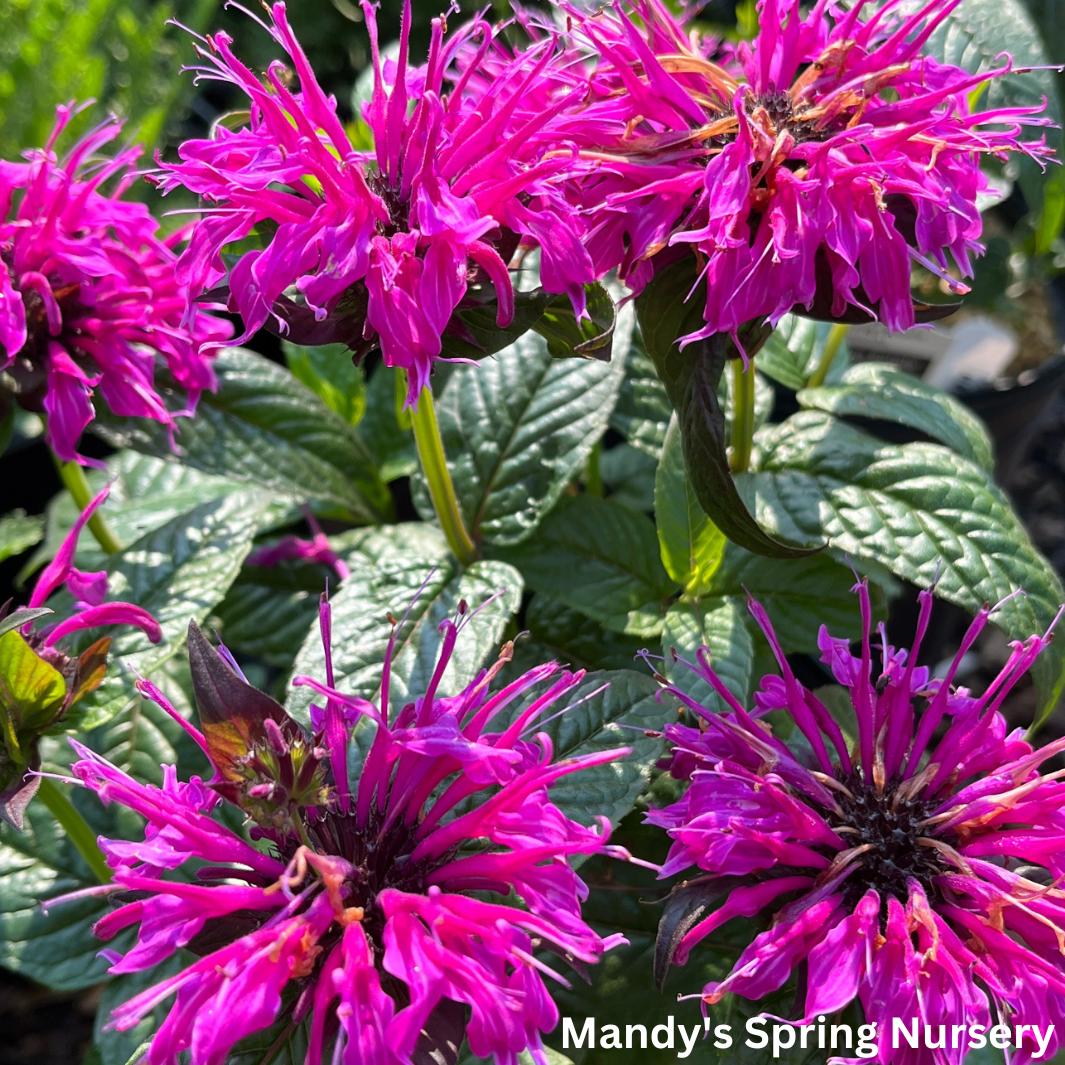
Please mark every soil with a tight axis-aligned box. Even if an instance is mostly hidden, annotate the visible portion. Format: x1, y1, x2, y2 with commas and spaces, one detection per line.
0, 978, 100, 1065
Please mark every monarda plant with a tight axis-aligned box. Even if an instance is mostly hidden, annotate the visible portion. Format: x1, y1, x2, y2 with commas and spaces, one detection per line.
1, 0, 1063, 1062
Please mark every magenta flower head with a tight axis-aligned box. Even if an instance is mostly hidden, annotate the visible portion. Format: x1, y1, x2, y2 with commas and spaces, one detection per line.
247, 507, 351, 581
158, 1, 593, 406
650, 585, 1065, 1064
71, 598, 629, 1064
0, 483, 161, 828
567, 0, 1054, 342
0, 105, 231, 463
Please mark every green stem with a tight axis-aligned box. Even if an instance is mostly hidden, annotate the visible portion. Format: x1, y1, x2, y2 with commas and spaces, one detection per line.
807, 323, 850, 387
54, 456, 122, 554
729, 360, 756, 474
259, 1020, 299, 1065
35, 778, 112, 885
408, 382, 477, 566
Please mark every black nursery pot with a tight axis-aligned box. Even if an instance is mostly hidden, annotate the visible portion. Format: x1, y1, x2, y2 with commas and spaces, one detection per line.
953, 353, 1065, 483
960, 273, 1065, 483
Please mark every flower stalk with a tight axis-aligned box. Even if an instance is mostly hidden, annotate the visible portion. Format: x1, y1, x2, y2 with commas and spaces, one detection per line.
36, 778, 112, 884
807, 323, 850, 387
408, 382, 477, 565
54, 456, 122, 555
729, 360, 756, 473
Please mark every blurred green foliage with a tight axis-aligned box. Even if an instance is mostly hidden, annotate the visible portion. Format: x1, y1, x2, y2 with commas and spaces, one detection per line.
207, 0, 490, 122
0, 0, 494, 159
0, 0, 220, 153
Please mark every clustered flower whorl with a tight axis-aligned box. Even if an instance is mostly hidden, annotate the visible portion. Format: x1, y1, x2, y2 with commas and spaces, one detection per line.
0, 106, 229, 463
561, 0, 1053, 342
71, 600, 629, 1065
156, 0, 595, 406
650, 584, 1065, 1064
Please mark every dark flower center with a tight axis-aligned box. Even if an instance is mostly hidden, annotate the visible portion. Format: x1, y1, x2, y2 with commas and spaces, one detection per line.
748, 90, 795, 127
367, 174, 411, 237
742, 89, 841, 147
826, 778, 949, 906
0, 255, 96, 409
283, 805, 454, 948
210, 728, 461, 964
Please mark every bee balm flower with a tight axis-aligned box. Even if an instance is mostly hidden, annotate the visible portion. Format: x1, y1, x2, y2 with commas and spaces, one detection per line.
71, 601, 628, 1065
567, 0, 1054, 342
159, 1, 594, 405
651, 585, 1065, 1064
0, 106, 230, 463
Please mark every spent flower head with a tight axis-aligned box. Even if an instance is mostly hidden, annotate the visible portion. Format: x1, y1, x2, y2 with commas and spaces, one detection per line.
0, 105, 230, 463
650, 584, 1065, 1064
66, 597, 630, 1065
564, 0, 1054, 344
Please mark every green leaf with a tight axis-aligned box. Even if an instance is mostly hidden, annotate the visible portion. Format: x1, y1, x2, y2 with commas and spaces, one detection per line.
0, 629, 66, 735
703, 544, 883, 655
635, 259, 817, 559
285, 525, 522, 750
282, 341, 366, 426
747, 411, 1065, 717
657, 543, 884, 720
439, 286, 553, 362
505, 595, 646, 681
655, 417, 726, 594
0, 509, 44, 564
661, 598, 754, 714
797, 362, 995, 471
92, 348, 391, 524
492, 669, 668, 829
753, 314, 847, 391
63, 490, 285, 732
416, 326, 628, 546
215, 562, 325, 671
533, 282, 619, 362
609, 334, 672, 460
0, 607, 52, 640
19, 452, 265, 583
493, 495, 678, 638
599, 444, 658, 513
357, 365, 418, 483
